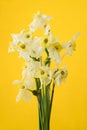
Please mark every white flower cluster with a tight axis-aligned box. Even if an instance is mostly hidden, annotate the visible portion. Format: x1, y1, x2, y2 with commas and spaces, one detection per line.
8, 12, 79, 102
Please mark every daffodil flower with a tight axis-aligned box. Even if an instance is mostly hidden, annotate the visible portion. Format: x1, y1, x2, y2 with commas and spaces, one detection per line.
29, 11, 52, 32
41, 33, 60, 48
54, 67, 68, 86
28, 37, 44, 59
13, 78, 35, 102
13, 78, 34, 89
37, 66, 53, 86
23, 61, 41, 78
11, 30, 32, 44
11, 31, 32, 52
8, 30, 33, 60
41, 35, 50, 48
62, 33, 80, 56
47, 33, 62, 65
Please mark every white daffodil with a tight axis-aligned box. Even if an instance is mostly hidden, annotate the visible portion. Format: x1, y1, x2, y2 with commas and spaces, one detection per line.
41, 33, 59, 48
18, 51, 30, 61
47, 33, 62, 65
49, 33, 60, 44
13, 78, 34, 102
48, 48, 61, 65
9, 33, 44, 61
13, 78, 34, 89
41, 35, 50, 48
40, 33, 61, 65
13, 81, 31, 102
54, 67, 68, 86
28, 37, 44, 59
23, 61, 41, 78
62, 33, 80, 56
16, 88, 31, 102
13, 32, 31, 48
11, 30, 32, 44
8, 30, 33, 60
21, 65, 36, 87
29, 12, 52, 32
37, 66, 53, 86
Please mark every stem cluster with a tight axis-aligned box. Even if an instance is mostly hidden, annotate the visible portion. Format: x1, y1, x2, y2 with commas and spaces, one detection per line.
35, 78, 55, 130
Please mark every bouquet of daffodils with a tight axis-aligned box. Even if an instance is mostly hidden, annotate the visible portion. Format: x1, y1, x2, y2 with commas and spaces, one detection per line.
8, 12, 79, 130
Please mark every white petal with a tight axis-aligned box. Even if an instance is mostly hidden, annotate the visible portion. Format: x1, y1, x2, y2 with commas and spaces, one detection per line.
49, 33, 60, 44
49, 48, 61, 65
67, 48, 73, 55
73, 32, 80, 41
16, 90, 23, 102
55, 77, 60, 86
44, 25, 51, 35
13, 80, 22, 85
41, 14, 52, 21
29, 19, 39, 32
22, 69, 27, 79
25, 76, 35, 88
16, 89, 31, 102
22, 90, 31, 102
11, 34, 19, 44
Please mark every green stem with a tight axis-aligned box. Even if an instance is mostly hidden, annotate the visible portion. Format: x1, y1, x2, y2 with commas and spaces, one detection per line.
46, 84, 50, 130
49, 83, 55, 123
35, 78, 52, 130
38, 99, 42, 130
35, 78, 43, 130
37, 95, 43, 130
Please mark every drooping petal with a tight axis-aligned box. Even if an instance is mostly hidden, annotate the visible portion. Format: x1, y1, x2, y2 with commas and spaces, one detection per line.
16, 89, 31, 102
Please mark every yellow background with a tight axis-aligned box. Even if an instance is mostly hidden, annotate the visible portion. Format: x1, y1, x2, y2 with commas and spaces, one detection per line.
0, 0, 87, 130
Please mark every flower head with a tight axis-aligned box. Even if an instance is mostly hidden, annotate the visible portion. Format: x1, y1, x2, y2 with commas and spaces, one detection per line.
29, 11, 52, 32
54, 67, 68, 86
62, 33, 80, 56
